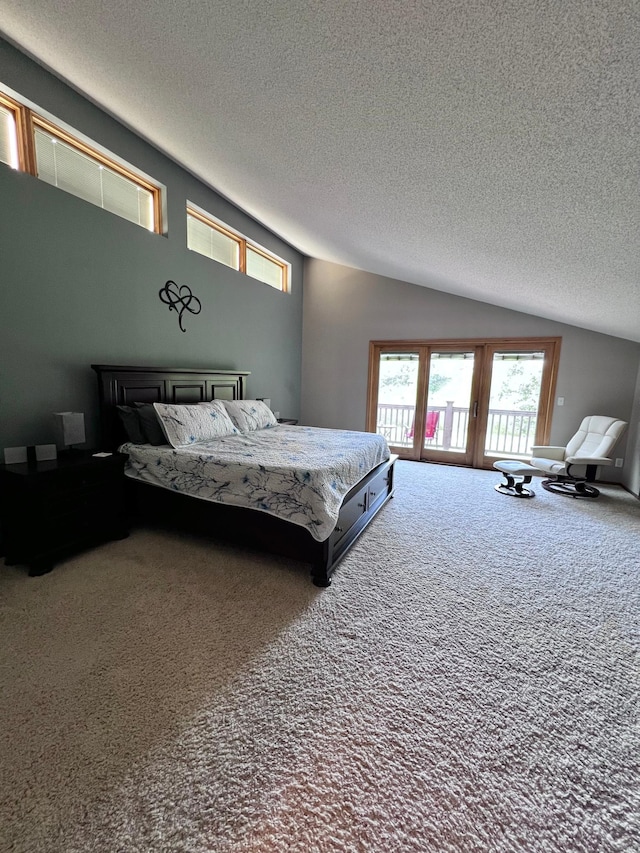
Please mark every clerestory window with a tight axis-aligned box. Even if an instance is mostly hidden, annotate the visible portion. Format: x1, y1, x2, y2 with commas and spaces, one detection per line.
187, 203, 289, 292
0, 86, 163, 233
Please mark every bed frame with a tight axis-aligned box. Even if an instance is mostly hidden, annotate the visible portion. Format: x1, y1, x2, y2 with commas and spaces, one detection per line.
92, 364, 397, 586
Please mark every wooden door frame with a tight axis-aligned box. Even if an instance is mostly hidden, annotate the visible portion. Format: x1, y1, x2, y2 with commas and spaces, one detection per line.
416, 343, 483, 466
366, 342, 426, 460
473, 338, 561, 468
367, 337, 561, 468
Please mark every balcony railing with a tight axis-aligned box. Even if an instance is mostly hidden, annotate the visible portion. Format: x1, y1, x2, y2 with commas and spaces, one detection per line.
376, 402, 538, 457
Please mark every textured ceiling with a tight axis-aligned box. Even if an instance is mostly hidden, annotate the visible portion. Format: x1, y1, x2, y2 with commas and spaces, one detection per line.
1, 1, 639, 341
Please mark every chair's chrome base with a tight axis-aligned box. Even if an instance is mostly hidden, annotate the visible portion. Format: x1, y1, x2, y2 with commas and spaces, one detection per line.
542, 478, 600, 498
494, 474, 535, 498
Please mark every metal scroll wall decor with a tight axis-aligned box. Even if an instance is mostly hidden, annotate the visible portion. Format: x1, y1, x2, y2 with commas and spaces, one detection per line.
159, 280, 202, 333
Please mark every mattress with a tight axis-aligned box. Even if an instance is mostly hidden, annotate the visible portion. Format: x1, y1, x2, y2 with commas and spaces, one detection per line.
121, 424, 390, 541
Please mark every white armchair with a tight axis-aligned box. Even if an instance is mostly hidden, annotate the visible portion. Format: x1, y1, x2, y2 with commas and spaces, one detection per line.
531, 415, 628, 498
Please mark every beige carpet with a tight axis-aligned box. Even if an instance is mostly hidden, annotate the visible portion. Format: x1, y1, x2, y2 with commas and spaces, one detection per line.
1, 461, 639, 853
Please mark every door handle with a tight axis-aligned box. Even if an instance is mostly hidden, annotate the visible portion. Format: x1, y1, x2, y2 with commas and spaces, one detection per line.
472, 401, 478, 418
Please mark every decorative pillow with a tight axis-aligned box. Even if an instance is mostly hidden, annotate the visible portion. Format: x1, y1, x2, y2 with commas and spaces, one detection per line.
116, 405, 146, 444
134, 402, 169, 446
153, 401, 238, 448
219, 399, 278, 432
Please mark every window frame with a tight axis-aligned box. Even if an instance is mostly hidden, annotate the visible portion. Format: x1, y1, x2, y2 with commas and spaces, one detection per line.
0, 91, 34, 172
186, 202, 290, 292
0, 84, 164, 234
187, 205, 245, 272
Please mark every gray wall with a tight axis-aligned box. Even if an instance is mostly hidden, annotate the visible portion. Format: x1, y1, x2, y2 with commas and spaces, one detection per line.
302, 259, 640, 489
626, 365, 640, 495
0, 39, 303, 450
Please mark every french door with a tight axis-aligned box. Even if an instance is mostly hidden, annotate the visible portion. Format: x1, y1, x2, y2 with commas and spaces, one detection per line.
367, 338, 561, 468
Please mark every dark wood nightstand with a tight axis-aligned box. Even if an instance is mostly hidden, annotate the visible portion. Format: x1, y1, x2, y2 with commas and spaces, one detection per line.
277, 418, 298, 425
0, 450, 129, 576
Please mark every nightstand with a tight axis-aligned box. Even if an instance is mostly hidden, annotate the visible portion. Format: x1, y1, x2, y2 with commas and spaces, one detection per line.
0, 451, 129, 576
277, 418, 298, 425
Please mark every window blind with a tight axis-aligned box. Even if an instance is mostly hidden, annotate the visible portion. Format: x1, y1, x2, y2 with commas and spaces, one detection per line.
187, 214, 240, 269
0, 103, 18, 168
246, 246, 284, 290
34, 127, 154, 230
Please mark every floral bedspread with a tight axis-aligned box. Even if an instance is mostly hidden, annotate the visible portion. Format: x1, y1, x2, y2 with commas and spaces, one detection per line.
121, 425, 390, 541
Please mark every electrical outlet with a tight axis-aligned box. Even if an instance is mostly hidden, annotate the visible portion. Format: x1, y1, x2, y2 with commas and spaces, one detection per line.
615, 458, 624, 468
557, 396, 564, 406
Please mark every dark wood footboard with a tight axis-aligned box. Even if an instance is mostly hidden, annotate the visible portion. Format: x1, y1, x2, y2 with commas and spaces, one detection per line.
125, 454, 397, 587
92, 364, 397, 586
310, 454, 397, 586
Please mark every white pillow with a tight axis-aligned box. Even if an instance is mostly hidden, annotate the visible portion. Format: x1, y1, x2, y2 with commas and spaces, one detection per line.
219, 399, 278, 432
153, 401, 238, 448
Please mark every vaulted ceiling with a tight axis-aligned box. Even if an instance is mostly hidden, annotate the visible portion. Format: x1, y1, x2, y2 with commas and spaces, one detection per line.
2, 1, 639, 341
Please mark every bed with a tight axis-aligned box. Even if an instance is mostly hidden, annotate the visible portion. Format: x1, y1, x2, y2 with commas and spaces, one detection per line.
92, 364, 397, 586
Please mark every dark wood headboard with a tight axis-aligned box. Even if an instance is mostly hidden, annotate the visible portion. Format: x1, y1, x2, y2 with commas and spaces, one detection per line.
92, 364, 250, 448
